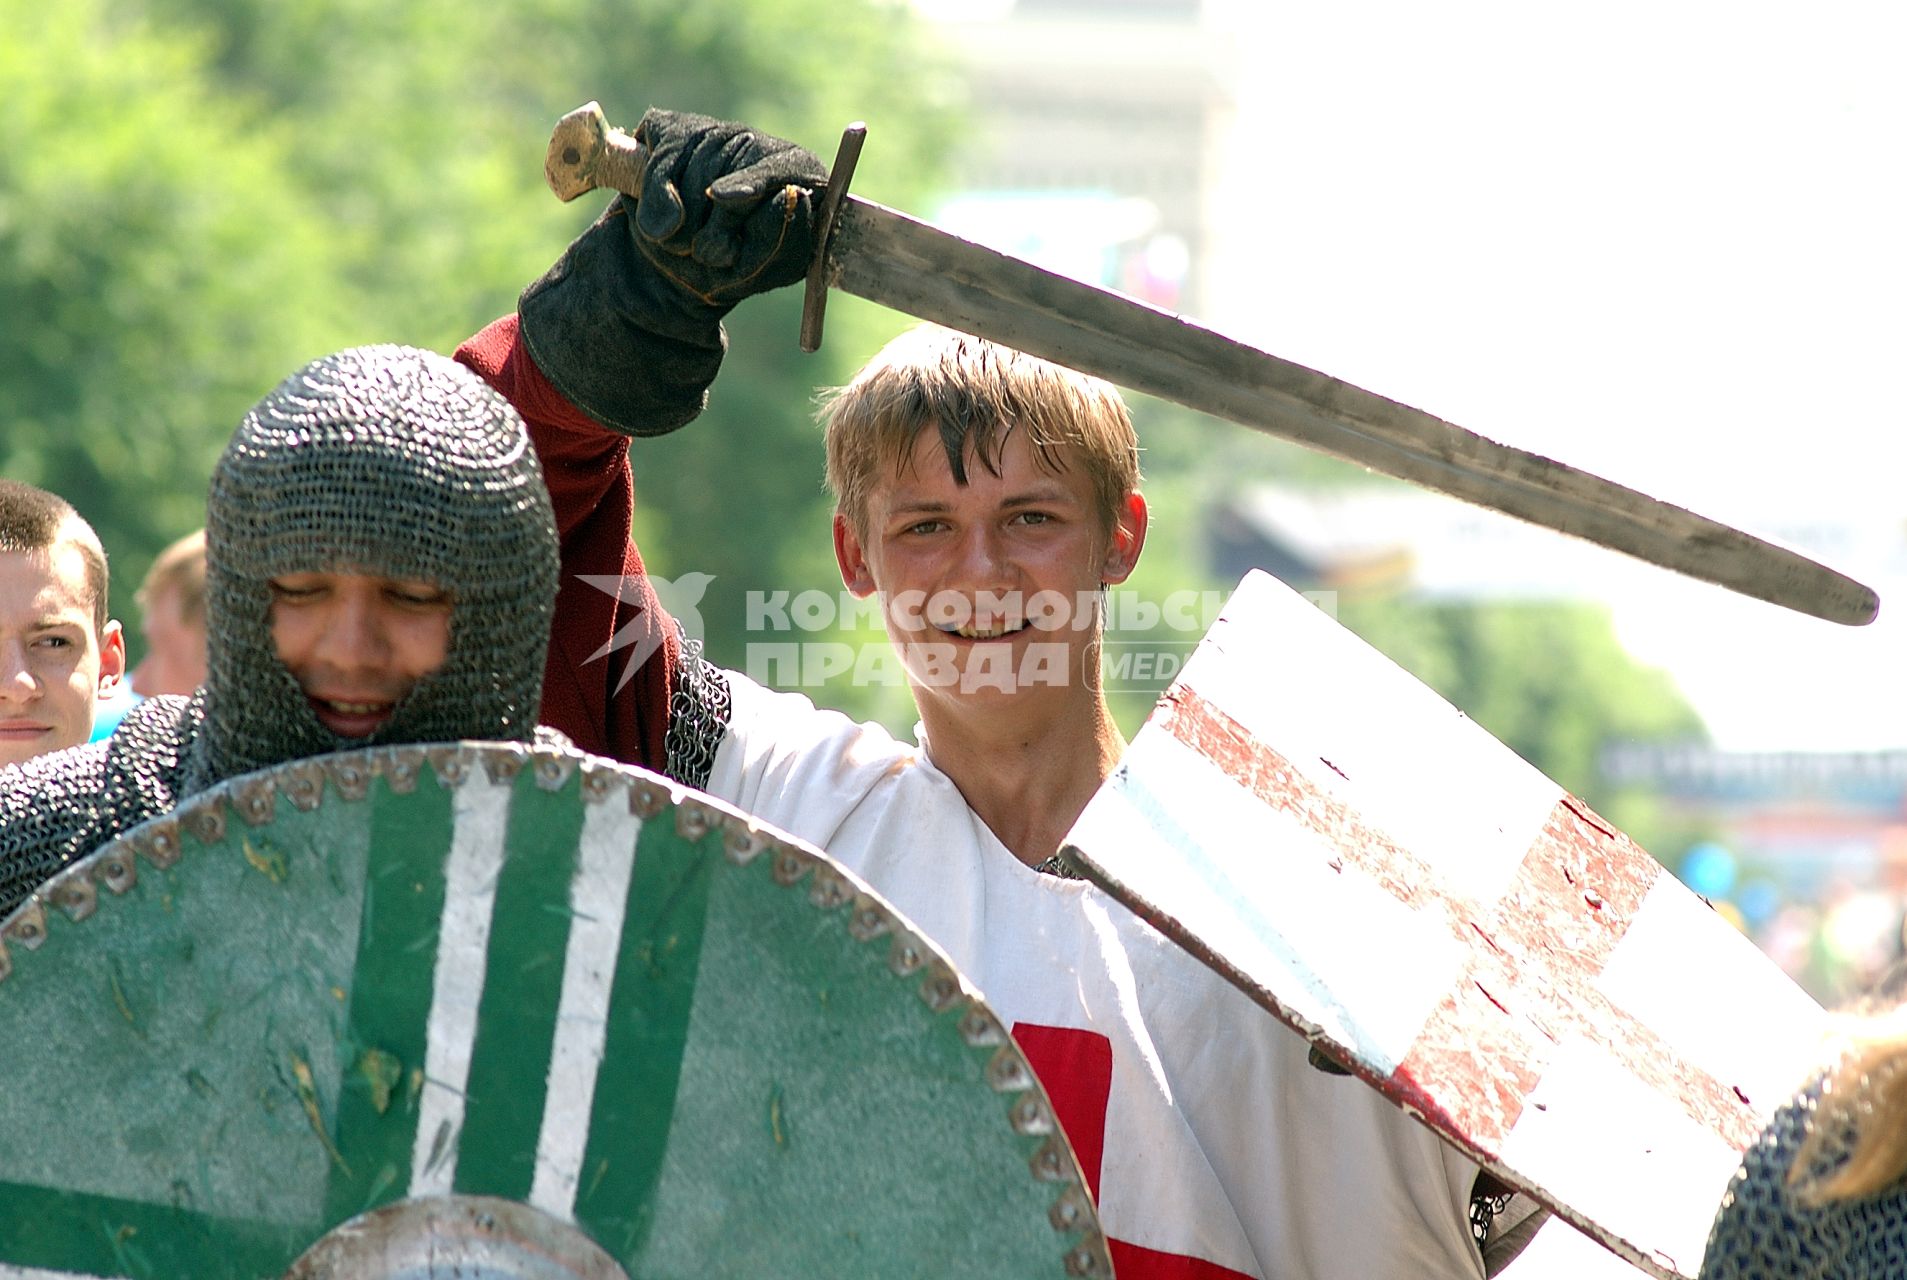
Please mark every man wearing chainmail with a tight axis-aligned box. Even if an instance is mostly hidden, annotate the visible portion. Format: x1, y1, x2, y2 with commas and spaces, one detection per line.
0, 345, 558, 915
457, 109, 1512, 1279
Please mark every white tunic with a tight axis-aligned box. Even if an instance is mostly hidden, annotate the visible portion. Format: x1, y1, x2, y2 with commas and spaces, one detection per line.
708, 673, 1486, 1280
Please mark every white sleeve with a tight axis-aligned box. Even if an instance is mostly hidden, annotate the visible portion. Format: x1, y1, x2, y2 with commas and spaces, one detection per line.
702, 671, 918, 855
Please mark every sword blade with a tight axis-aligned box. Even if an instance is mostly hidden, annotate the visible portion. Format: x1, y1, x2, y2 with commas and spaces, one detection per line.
823, 196, 1878, 626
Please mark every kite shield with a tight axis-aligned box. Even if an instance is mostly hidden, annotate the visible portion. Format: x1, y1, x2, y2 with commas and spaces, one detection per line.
1063, 570, 1827, 1280
0, 745, 1107, 1279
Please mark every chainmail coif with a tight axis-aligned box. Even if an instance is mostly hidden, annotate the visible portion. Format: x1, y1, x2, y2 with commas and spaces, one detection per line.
1699, 1072, 1907, 1277
185, 344, 558, 791
0, 345, 559, 916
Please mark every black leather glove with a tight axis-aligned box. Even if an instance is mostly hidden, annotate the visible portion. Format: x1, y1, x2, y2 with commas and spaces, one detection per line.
631, 108, 829, 302
519, 108, 828, 438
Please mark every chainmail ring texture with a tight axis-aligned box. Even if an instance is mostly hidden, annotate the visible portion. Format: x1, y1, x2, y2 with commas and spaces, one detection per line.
1700, 1072, 1907, 1277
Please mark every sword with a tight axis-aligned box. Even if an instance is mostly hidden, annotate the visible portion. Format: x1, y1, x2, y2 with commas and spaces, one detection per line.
543, 103, 1878, 627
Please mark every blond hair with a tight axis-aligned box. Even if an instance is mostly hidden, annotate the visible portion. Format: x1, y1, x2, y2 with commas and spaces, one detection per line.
136, 528, 208, 626
1791, 1004, 1907, 1204
820, 325, 1140, 539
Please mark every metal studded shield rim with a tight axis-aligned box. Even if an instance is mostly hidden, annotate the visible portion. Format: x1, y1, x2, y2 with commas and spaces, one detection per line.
0, 741, 1111, 1278
580, 763, 1110, 1275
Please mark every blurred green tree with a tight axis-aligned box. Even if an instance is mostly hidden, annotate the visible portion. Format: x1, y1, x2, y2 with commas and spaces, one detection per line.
0, 0, 347, 587
3, 0, 956, 669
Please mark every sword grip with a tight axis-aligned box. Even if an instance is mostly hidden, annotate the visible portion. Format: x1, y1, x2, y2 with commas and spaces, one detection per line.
545, 100, 648, 204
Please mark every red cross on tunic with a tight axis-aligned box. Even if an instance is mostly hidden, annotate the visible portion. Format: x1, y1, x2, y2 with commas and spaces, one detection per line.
1014, 1024, 1256, 1280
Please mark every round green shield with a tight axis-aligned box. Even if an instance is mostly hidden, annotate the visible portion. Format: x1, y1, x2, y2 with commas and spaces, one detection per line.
0, 744, 1108, 1279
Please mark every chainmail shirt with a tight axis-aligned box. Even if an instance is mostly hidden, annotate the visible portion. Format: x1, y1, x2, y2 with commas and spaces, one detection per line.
1699, 1073, 1907, 1278
662, 625, 731, 792
0, 694, 200, 917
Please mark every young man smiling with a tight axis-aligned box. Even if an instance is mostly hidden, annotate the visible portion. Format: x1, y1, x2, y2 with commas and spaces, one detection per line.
465, 112, 1493, 1277
822, 326, 1148, 864
0, 480, 126, 769
264, 570, 454, 739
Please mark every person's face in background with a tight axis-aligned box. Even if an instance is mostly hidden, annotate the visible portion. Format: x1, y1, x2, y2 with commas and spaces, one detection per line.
0, 544, 125, 767
130, 582, 207, 698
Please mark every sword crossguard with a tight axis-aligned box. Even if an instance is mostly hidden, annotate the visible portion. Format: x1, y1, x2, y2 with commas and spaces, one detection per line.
799, 123, 868, 354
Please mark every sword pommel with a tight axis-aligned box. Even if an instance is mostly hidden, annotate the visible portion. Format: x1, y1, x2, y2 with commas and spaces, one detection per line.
544, 100, 647, 203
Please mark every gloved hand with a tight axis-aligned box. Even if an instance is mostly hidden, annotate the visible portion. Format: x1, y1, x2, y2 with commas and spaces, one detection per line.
519, 108, 828, 438
630, 108, 829, 304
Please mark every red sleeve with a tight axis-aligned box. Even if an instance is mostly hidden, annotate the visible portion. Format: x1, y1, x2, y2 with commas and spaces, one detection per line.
456, 314, 676, 771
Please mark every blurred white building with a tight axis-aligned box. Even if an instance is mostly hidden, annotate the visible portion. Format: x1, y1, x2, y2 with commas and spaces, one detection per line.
918, 0, 1234, 313
908, 0, 1907, 760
